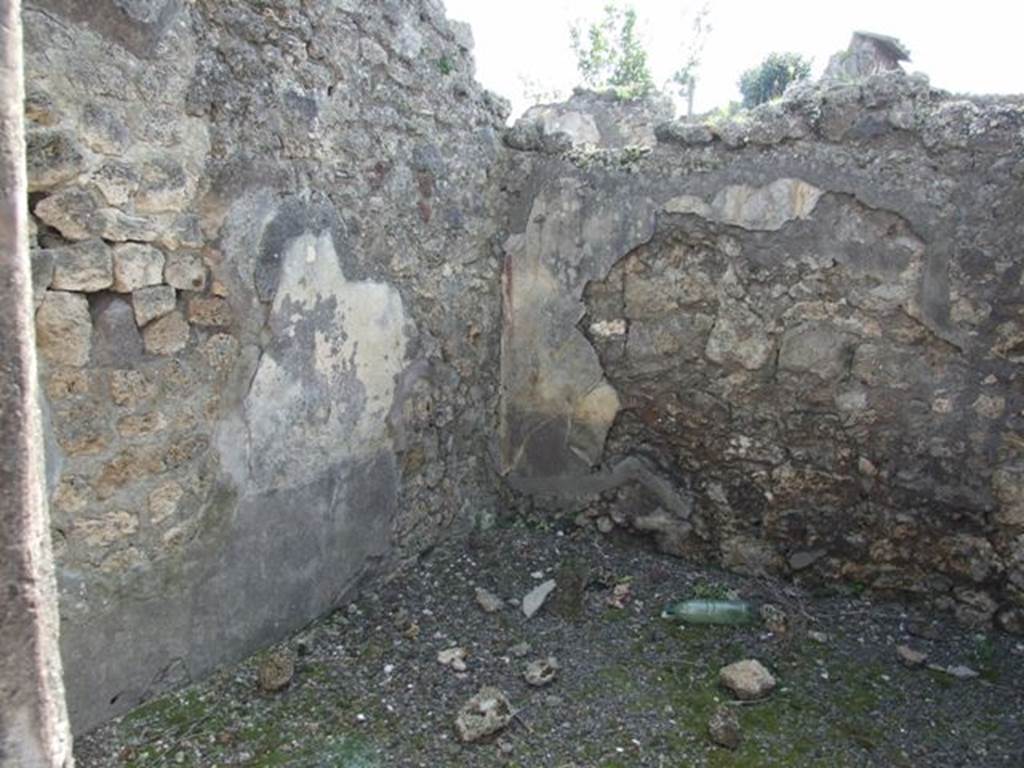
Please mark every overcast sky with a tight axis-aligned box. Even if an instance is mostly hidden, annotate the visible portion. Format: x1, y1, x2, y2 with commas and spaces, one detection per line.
443, 0, 1024, 118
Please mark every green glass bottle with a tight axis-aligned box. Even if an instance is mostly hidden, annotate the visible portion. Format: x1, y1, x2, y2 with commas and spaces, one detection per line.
660, 599, 757, 625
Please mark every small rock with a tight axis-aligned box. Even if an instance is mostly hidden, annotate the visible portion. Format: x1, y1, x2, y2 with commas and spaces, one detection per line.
258, 650, 295, 693
497, 739, 514, 755
760, 603, 788, 635
807, 631, 830, 644
944, 664, 980, 680
708, 705, 741, 750
475, 587, 504, 613
596, 516, 615, 534
907, 620, 941, 641
788, 548, 827, 571
454, 687, 514, 743
719, 659, 777, 700
896, 644, 928, 669
437, 646, 468, 672
508, 642, 531, 658
522, 579, 556, 618
607, 581, 632, 609
523, 657, 559, 687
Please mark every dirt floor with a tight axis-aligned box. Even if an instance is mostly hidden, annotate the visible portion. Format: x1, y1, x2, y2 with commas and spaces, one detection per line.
75, 525, 1024, 767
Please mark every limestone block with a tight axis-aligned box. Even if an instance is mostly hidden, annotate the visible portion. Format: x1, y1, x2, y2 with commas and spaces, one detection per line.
109, 369, 156, 407
49, 239, 113, 292
90, 160, 140, 207
993, 465, 1024, 528
31, 248, 54, 307
33, 187, 104, 240
136, 156, 190, 213
74, 511, 138, 549
778, 322, 854, 379
93, 450, 164, 500
164, 251, 207, 291
142, 311, 190, 355
133, 285, 177, 327
35, 290, 92, 367
117, 412, 168, 439
187, 296, 232, 327
26, 128, 86, 191
705, 302, 773, 370
148, 480, 183, 525
112, 243, 165, 292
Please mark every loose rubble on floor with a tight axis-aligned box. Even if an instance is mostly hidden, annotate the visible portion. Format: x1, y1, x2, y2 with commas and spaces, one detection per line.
76, 527, 1024, 767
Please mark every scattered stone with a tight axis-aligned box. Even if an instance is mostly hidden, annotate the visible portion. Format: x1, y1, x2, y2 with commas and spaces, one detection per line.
454, 687, 513, 743
760, 603, 788, 635
907, 621, 941, 641
896, 644, 928, 669
607, 581, 632, 609
523, 657, 559, 687
944, 664, 980, 680
257, 650, 295, 693
437, 646, 468, 672
35, 290, 93, 367
708, 705, 741, 749
596, 516, 615, 534
112, 243, 164, 293
507, 642, 531, 659
807, 630, 830, 644
475, 587, 504, 614
788, 548, 827, 571
522, 579, 556, 618
719, 659, 777, 700
997, 607, 1024, 636
49, 239, 113, 292
497, 739, 514, 755
133, 285, 177, 327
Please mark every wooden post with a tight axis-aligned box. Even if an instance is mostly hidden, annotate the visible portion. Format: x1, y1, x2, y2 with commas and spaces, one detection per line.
0, 0, 74, 764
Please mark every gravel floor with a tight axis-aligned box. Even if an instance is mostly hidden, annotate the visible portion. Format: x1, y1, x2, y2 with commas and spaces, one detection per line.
75, 525, 1024, 767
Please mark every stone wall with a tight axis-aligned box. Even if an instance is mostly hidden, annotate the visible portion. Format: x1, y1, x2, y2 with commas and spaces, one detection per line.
21, 0, 1024, 735
24, 0, 507, 732
500, 74, 1024, 635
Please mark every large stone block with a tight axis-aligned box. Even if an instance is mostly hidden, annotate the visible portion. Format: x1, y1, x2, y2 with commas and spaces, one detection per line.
112, 243, 165, 292
26, 127, 86, 191
49, 239, 113, 292
35, 291, 93, 367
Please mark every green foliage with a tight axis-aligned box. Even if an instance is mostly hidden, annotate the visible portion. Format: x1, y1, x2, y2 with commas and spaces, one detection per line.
569, 3, 654, 100
738, 51, 812, 108
437, 55, 453, 76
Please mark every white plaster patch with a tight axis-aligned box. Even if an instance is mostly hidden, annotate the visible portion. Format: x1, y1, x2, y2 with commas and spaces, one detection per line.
245, 232, 407, 491
664, 178, 824, 231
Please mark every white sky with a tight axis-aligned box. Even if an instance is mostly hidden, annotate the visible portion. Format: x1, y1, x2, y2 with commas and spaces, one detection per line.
443, 0, 1024, 118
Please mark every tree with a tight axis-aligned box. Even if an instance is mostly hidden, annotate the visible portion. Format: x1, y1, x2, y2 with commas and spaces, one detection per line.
738, 52, 812, 108
569, 3, 654, 100
669, 3, 712, 117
